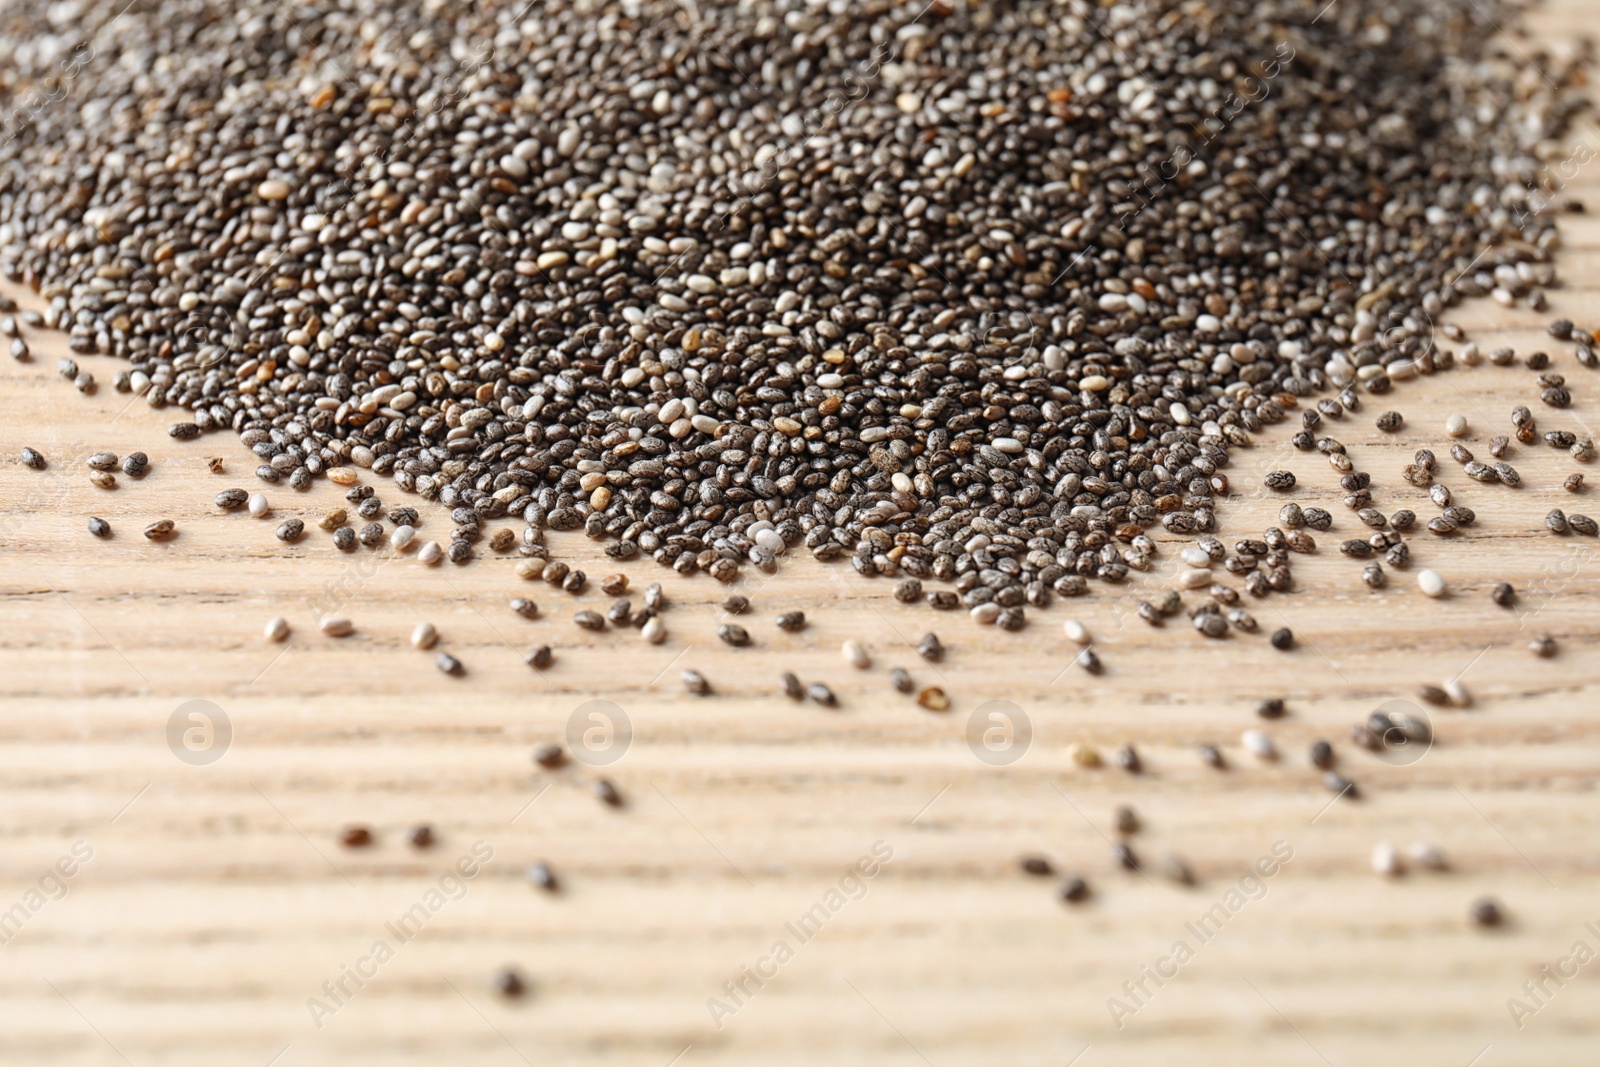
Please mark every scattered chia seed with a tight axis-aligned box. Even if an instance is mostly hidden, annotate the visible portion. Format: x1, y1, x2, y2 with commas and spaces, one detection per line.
774, 611, 806, 632
87, 516, 111, 538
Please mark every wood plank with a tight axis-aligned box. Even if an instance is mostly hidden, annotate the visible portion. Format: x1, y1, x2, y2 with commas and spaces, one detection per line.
2, 3, 1599, 1063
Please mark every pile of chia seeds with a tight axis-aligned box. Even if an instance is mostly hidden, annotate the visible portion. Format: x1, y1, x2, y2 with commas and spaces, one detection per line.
0, 0, 1590, 620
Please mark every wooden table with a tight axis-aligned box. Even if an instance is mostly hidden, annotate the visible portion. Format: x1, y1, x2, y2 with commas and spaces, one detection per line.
3, 6, 1599, 1064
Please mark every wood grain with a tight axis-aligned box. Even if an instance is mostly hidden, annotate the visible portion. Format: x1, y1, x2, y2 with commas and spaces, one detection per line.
3, 5, 1600, 1063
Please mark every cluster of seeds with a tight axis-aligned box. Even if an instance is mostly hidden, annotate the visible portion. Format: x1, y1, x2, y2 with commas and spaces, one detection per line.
0, 0, 1590, 616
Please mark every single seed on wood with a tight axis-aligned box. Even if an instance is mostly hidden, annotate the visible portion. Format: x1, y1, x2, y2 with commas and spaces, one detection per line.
87, 516, 111, 539
416, 541, 443, 565
1372, 842, 1403, 877
1471, 898, 1504, 927
1256, 698, 1285, 719
1270, 627, 1294, 650
1323, 771, 1358, 797
1195, 612, 1229, 638
1021, 856, 1053, 876
1163, 854, 1195, 886
1362, 562, 1386, 588
1567, 473, 1585, 492
917, 632, 944, 661
248, 493, 270, 518
682, 669, 710, 695
516, 558, 546, 580
595, 779, 622, 807
1445, 414, 1469, 437
781, 672, 804, 700
1116, 745, 1142, 773
20, 446, 45, 469
842, 639, 870, 668
1070, 743, 1102, 768
1491, 582, 1515, 607
717, 623, 750, 646
600, 574, 628, 596
525, 645, 553, 670
1546, 509, 1569, 534
86, 452, 118, 471
722, 594, 749, 615
264, 617, 290, 642
1264, 470, 1297, 490
810, 682, 840, 707
1063, 619, 1090, 644
533, 744, 565, 768
339, 827, 372, 848
1570, 514, 1599, 536
144, 519, 174, 539
1199, 744, 1225, 769
409, 826, 435, 849
1242, 729, 1276, 760
526, 862, 558, 891
275, 519, 304, 542
1112, 843, 1140, 870
775, 611, 806, 632
1309, 739, 1334, 769
411, 622, 438, 650
916, 686, 949, 711
1529, 634, 1556, 657
1417, 569, 1445, 597
89, 470, 116, 489
510, 598, 539, 619
888, 667, 913, 693
575, 611, 606, 632
358, 522, 384, 546
435, 651, 464, 676
642, 617, 666, 644
320, 615, 354, 637
391, 525, 416, 550
318, 509, 347, 531
121, 452, 147, 477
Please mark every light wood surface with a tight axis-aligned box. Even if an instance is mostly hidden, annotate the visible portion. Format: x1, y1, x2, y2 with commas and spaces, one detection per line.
4, 5, 1600, 1064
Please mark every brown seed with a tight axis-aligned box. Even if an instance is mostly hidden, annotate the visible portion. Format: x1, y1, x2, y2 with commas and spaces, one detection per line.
340, 827, 373, 848
916, 686, 950, 711
144, 519, 175, 540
